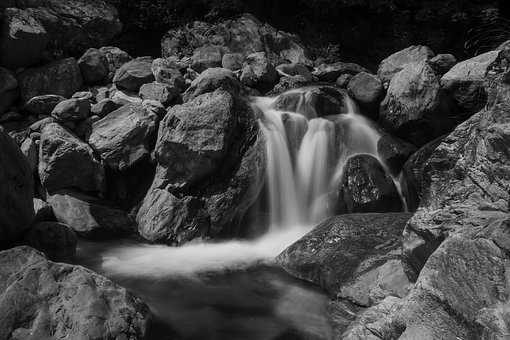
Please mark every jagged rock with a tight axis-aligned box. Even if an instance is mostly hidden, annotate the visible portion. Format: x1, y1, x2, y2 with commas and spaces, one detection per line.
183, 67, 241, 102
379, 60, 454, 146
0, 246, 150, 339
277, 213, 413, 304
0, 8, 48, 69
0, 127, 34, 247
441, 50, 501, 115
90, 99, 121, 118
377, 134, 417, 176
51, 98, 91, 122
48, 190, 135, 239
88, 104, 159, 171
0, 67, 18, 114
337, 155, 402, 214
240, 52, 279, 93
161, 14, 312, 66
222, 53, 244, 71
113, 57, 155, 92
139, 82, 179, 106
377, 45, 435, 84
17, 58, 83, 102
313, 62, 369, 82
78, 48, 109, 84
191, 45, 225, 72
24, 94, 65, 116
347, 72, 384, 117
39, 123, 104, 194
151, 58, 186, 91
23, 221, 77, 261
428, 53, 457, 75
99, 46, 132, 81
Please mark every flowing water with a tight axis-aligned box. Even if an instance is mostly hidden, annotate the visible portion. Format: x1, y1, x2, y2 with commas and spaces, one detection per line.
76, 87, 406, 340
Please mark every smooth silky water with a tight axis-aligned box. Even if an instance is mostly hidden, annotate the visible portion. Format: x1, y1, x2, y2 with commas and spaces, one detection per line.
75, 87, 406, 340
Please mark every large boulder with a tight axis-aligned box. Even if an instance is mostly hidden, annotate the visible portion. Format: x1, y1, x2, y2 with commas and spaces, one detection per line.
78, 48, 109, 84
23, 221, 77, 261
0, 67, 18, 114
39, 123, 104, 194
113, 57, 154, 92
277, 213, 413, 306
99, 46, 132, 81
51, 98, 91, 122
379, 60, 454, 146
88, 103, 159, 171
17, 58, 83, 102
337, 155, 402, 214
240, 52, 279, 93
347, 72, 384, 118
441, 50, 502, 116
377, 45, 435, 84
161, 14, 312, 66
0, 127, 34, 247
191, 45, 225, 72
151, 58, 186, 91
0, 246, 150, 339
182, 67, 241, 102
139, 82, 179, 107
48, 190, 136, 239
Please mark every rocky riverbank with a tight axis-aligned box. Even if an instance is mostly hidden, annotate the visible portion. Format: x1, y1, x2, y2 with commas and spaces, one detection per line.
1, 0, 510, 339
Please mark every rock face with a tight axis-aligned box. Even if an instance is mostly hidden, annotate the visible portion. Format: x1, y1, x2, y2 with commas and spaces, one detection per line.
88, 104, 159, 171
113, 57, 155, 92
161, 14, 312, 66
48, 190, 136, 239
39, 123, 104, 194
0, 246, 150, 339
277, 213, 413, 305
23, 222, 77, 261
441, 50, 502, 115
379, 60, 454, 146
0, 127, 34, 247
337, 155, 402, 214
377, 45, 435, 84
17, 58, 83, 102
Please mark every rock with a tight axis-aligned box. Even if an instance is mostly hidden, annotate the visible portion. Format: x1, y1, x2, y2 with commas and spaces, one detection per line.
0, 246, 150, 339
72, 91, 94, 100
183, 67, 241, 102
240, 52, 279, 93
51, 98, 91, 122
111, 90, 142, 106
78, 48, 109, 84
0, 67, 19, 114
24, 222, 77, 261
88, 104, 159, 171
277, 213, 413, 303
113, 57, 155, 92
377, 134, 418, 176
222, 53, 244, 71
378, 45, 435, 84
29, 116, 55, 133
347, 72, 384, 117
33, 198, 54, 223
24, 94, 65, 115
313, 62, 369, 82
379, 60, 454, 146
191, 45, 225, 72
0, 8, 48, 69
336, 74, 353, 88
151, 58, 186, 91
39, 123, 104, 194
161, 14, 312, 66
20, 137, 38, 172
139, 82, 179, 106
0, 127, 34, 247
90, 99, 121, 118
276, 63, 313, 81
441, 50, 501, 115
48, 190, 136, 239
428, 53, 457, 75
268, 75, 313, 95
337, 155, 402, 214
17, 58, 83, 103
99, 46, 132, 81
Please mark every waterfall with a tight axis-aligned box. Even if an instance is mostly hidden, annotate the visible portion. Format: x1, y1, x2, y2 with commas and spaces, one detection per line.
253, 87, 403, 229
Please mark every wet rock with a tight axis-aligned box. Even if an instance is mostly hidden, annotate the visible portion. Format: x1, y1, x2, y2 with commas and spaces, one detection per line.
377, 134, 418, 176
269, 75, 313, 95
90, 99, 121, 118
48, 190, 135, 239
99, 46, 132, 81
379, 60, 454, 146
441, 50, 501, 115
78, 48, 109, 84
277, 213, 413, 302
337, 155, 402, 214
183, 67, 241, 102
113, 57, 155, 92
0, 67, 19, 114
240, 52, 279, 93
29, 116, 55, 133
33, 198, 54, 223
51, 98, 91, 122
0, 127, 34, 247
377, 45, 435, 84
313, 62, 369, 82
336, 74, 353, 88
139, 82, 179, 106
347, 72, 384, 118
23, 221, 77, 261
276, 63, 313, 81
88, 104, 159, 171
151, 58, 186, 91
0, 246, 151, 339
428, 53, 457, 75
222, 53, 244, 71
24, 94, 65, 116
17, 58, 83, 102
191, 45, 225, 72
39, 123, 104, 194
0, 8, 48, 69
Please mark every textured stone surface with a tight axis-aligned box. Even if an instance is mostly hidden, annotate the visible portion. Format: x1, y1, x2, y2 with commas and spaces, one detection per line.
183, 67, 241, 102
113, 57, 155, 92
377, 45, 434, 84
23, 222, 77, 261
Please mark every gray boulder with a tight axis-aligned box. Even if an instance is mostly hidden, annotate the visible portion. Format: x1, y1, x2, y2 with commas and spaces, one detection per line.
313, 62, 369, 82
377, 45, 435, 84
78, 48, 109, 84
151, 58, 186, 91
191, 45, 225, 72
183, 67, 241, 102
347, 72, 384, 117
428, 53, 457, 75
51, 98, 91, 122
23, 221, 77, 261
139, 82, 179, 107
113, 57, 155, 92
24, 94, 65, 116
377, 134, 418, 176
240, 52, 279, 93
99, 46, 132, 81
